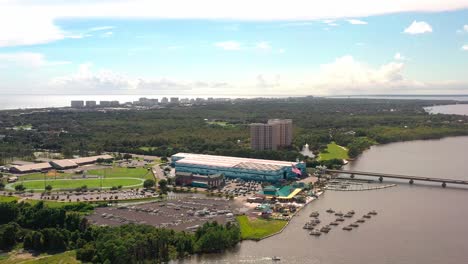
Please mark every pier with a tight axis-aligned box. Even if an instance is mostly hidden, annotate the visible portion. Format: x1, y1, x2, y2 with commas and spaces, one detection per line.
325, 169, 468, 187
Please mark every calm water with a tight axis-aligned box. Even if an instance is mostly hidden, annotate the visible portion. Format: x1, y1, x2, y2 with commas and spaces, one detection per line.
425, 104, 468, 116
183, 136, 468, 264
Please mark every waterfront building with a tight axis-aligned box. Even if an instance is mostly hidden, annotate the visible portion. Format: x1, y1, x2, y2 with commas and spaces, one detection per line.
161, 97, 169, 104
71, 100, 84, 108
250, 119, 293, 150
85, 101, 97, 108
100, 101, 111, 107
261, 184, 304, 201
138, 97, 158, 106
171, 153, 305, 182
170, 97, 179, 104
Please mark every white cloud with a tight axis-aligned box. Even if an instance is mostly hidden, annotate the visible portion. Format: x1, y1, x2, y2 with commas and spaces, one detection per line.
464, 25, 468, 32
50, 64, 228, 93
462, 44, 468, 51
278, 48, 286, 53
404, 21, 433, 34
322, 20, 339, 26
214, 41, 242, 50
101, 31, 113, 38
0, 52, 70, 68
280, 22, 314, 27
256, 74, 281, 89
2, 0, 467, 47
256, 41, 272, 51
295, 55, 427, 95
0, 14, 65, 47
88, 26, 114, 32
347, 19, 367, 25
394, 52, 406, 60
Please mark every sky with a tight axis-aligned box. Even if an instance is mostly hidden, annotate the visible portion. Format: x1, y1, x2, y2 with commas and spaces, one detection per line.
0, 0, 468, 96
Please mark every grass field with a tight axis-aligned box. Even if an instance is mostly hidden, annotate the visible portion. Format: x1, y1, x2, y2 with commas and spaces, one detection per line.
10, 178, 143, 190
318, 142, 349, 161
236, 215, 287, 241
0, 250, 80, 264
0, 196, 19, 203
20, 173, 73, 181
88, 167, 152, 180
206, 121, 236, 128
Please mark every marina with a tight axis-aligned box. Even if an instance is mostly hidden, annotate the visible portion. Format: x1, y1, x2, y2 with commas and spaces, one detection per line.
185, 136, 468, 264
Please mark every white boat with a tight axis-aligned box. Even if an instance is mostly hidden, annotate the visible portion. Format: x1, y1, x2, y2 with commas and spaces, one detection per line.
310, 229, 322, 236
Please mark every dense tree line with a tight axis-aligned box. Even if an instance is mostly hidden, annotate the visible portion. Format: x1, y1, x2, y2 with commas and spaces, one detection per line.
0, 201, 240, 263
1, 97, 468, 163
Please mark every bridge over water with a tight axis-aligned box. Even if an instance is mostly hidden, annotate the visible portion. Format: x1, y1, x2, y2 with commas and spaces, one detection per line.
325, 169, 468, 188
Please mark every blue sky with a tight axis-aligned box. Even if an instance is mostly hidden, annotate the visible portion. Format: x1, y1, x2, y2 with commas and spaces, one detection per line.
0, 0, 467, 96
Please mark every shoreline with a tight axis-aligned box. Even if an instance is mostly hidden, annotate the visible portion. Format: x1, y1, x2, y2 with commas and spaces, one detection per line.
252, 190, 325, 241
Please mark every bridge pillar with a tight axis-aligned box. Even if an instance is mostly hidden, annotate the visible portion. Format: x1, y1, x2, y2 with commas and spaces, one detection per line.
379, 176, 383, 182
350, 174, 355, 179
442, 182, 446, 188
409, 179, 414, 184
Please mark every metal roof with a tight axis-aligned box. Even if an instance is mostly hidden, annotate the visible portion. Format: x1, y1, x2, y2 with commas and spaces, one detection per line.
11, 162, 52, 172
50, 159, 78, 168
173, 153, 298, 172
71, 154, 113, 164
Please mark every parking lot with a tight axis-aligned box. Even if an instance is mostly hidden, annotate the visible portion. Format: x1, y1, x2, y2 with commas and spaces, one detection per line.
220, 178, 263, 197
87, 195, 239, 231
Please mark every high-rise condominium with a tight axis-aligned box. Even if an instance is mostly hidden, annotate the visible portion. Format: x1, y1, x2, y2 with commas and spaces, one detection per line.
250, 119, 293, 150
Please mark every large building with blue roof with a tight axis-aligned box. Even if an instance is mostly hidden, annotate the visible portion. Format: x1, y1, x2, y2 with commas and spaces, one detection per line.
171, 153, 306, 182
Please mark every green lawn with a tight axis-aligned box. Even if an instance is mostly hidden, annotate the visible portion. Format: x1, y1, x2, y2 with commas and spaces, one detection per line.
236, 215, 287, 241
1, 251, 80, 264
10, 178, 143, 190
0, 196, 19, 203
206, 121, 236, 128
88, 167, 152, 180
20, 173, 73, 181
319, 142, 349, 161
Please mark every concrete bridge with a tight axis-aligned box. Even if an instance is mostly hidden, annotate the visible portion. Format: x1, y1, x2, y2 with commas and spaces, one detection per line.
325, 169, 468, 188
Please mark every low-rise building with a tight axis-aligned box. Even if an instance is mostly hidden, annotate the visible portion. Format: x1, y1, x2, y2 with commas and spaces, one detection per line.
10, 162, 53, 174
175, 171, 225, 188
50, 159, 79, 170
171, 153, 305, 182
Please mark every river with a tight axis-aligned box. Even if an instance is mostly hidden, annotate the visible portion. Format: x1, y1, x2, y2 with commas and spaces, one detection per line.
183, 136, 468, 264
425, 104, 468, 116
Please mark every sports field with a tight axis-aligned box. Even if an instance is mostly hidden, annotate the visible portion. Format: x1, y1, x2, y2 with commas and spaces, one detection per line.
9, 166, 154, 191
10, 178, 143, 191
88, 167, 153, 180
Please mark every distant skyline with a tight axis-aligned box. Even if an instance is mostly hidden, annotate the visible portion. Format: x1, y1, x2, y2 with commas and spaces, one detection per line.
0, 0, 468, 96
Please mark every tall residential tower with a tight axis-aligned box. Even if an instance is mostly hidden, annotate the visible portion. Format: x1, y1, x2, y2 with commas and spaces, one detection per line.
250, 119, 293, 150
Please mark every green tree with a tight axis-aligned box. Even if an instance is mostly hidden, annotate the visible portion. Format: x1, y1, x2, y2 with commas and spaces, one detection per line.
45, 184, 53, 192
15, 184, 26, 192
143, 179, 155, 189
158, 179, 168, 192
